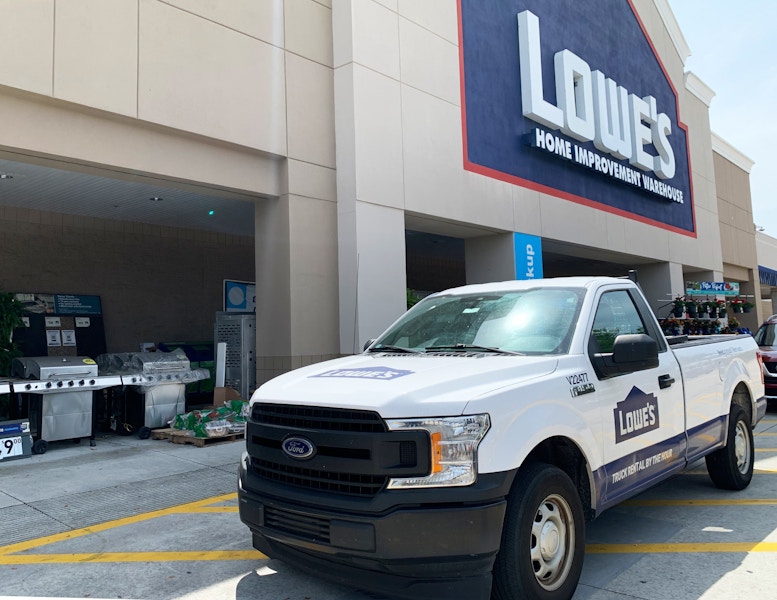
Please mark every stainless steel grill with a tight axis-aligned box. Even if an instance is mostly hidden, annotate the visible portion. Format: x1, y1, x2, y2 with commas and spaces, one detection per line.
11, 356, 123, 453
97, 350, 208, 435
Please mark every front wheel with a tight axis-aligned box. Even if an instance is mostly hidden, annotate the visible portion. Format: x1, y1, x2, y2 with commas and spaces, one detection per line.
705, 405, 754, 490
492, 463, 585, 600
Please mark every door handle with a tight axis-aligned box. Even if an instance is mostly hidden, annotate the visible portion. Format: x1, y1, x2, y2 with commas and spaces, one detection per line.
658, 374, 675, 389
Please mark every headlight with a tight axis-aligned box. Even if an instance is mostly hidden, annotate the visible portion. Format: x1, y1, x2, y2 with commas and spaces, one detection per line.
385, 414, 490, 488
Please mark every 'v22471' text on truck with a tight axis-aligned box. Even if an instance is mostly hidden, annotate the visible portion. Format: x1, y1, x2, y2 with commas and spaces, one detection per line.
238, 276, 766, 600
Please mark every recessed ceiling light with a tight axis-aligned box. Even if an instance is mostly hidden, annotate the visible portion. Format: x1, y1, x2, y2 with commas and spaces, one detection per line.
150, 196, 163, 201
0, 174, 13, 179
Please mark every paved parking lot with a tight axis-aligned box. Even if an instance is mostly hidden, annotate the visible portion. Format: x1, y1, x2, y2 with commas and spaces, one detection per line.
1, 407, 776, 600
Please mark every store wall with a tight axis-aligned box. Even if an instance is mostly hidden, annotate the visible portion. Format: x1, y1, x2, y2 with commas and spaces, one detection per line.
713, 135, 762, 329
0, 207, 254, 353
333, 0, 732, 347
0, 0, 286, 155
0, 0, 342, 385
757, 233, 777, 316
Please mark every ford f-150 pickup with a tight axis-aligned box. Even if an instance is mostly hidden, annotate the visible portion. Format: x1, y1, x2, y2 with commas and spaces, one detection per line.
238, 276, 766, 600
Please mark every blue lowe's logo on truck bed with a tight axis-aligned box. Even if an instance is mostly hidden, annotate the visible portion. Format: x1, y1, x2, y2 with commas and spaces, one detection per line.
614, 387, 660, 443
312, 366, 415, 381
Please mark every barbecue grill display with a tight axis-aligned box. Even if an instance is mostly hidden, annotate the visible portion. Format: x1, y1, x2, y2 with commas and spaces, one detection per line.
11, 356, 123, 453
97, 350, 209, 438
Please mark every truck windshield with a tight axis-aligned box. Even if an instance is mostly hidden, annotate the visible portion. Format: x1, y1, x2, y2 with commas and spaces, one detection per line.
372, 287, 585, 355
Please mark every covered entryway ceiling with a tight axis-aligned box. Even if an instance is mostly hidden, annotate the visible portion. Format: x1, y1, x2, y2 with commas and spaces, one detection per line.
0, 156, 258, 237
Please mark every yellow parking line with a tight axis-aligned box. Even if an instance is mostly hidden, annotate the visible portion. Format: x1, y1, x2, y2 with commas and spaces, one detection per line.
684, 469, 777, 475
587, 542, 777, 554
0, 493, 238, 556
756, 448, 777, 452
755, 432, 777, 435
624, 498, 777, 507
0, 551, 264, 564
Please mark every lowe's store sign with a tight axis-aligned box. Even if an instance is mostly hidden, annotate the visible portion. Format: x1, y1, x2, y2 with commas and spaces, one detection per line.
459, 0, 695, 235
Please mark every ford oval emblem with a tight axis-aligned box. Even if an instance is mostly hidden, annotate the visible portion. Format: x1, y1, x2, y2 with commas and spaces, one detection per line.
282, 436, 316, 460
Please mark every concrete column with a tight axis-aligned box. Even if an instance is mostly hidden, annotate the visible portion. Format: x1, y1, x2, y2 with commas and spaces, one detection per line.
635, 262, 685, 320
254, 192, 340, 386
338, 201, 406, 354
736, 277, 761, 332
465, 234, 516, 284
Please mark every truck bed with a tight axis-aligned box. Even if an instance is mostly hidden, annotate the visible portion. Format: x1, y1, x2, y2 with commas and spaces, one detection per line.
666, 333, 752, 348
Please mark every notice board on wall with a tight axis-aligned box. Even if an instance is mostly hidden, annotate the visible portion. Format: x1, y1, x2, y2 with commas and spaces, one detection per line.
12, 293, 107, 358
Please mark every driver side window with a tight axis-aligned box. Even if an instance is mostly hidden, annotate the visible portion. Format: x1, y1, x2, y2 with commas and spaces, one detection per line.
591, 290, 647, 353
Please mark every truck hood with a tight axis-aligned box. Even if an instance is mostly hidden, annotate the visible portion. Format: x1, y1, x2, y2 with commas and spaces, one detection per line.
252, 353, 559, 418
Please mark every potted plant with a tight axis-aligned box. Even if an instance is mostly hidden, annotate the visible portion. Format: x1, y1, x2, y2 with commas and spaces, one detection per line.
724, 316, 741, 333
705, 299, 724, 319
0, 291, 24, 377
684, 297, 700, 318
661, 318, 683, 336
0, 291, 24, 421
671, 296, 685, 317
742, 301, 755, 313
406, 288, 420, 309
729, 298, 744, 314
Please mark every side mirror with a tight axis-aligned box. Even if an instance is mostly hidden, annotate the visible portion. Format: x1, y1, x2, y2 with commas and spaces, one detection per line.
612, 334, 658, 367
363, 339, 376, 352
591, 333, 658, 379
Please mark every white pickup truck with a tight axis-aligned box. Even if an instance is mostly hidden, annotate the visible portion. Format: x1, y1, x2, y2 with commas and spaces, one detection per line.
238, 276, 766, 600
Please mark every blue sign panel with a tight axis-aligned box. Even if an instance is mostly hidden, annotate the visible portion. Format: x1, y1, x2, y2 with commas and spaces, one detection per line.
54, 294, 102, 315
459, 0, 695, 235
224, 280, 256, 312
513, 232, 543, 280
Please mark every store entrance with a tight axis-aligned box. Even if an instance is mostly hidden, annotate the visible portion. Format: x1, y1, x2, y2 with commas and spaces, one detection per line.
405, 230, 466, 301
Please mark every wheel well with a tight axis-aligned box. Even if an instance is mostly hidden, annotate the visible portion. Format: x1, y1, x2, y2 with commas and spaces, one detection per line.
522, 436, 594, 521
732, 382, 752, 424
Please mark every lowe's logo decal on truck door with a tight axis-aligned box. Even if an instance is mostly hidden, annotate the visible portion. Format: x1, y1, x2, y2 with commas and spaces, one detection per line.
614, 387, 659, 443
312, 366, 414, 380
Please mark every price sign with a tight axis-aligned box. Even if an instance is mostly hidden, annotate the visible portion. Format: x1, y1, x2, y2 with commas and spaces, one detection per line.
1, 437, 23, 459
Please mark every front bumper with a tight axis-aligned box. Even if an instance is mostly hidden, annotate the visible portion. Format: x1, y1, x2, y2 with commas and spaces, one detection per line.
238, 460, 511, 600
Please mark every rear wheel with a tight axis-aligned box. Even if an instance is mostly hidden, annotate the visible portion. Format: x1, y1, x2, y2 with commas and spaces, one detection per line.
705, 405, 754, 490
493, 463, 585, 600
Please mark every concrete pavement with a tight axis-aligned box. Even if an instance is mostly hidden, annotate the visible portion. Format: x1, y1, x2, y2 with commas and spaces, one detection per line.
1, 410, 777, 600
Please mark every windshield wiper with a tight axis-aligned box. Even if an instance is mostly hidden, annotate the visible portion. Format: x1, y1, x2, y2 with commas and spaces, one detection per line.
367, 345, 420, 354
425, 344, 524, 355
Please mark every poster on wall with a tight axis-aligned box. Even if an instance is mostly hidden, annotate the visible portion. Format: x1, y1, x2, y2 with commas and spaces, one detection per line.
458, 0, 695, 235
685, 281, 740, 297
13, 292, 106, 358
224, 280, 256, 313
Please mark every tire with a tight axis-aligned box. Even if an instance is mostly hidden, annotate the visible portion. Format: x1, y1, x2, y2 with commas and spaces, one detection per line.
138, 426, 152, 440
32, 439, 48, 454
492, 463, 585, 600
705, 405, 754, 490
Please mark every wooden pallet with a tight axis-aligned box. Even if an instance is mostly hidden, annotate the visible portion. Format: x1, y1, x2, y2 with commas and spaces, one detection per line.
151, 427, 244, 447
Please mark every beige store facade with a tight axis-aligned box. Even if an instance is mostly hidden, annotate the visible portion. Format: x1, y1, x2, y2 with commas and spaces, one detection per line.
0, 0, 764, 389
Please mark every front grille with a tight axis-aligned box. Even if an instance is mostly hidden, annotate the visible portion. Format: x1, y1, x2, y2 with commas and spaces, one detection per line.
252, 403, 386, 432
253, 458, 387, 496
246, 404, 427, 498
765, 362, 777, 375
264, 504, 330, 543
